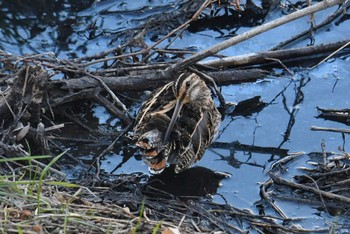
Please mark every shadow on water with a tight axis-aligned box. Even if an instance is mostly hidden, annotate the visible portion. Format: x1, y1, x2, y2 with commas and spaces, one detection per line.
143, 165, 230, 198
187, 0, 272, 37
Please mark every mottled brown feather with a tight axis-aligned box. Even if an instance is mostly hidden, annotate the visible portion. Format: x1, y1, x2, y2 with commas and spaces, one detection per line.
133, 73, 221, 174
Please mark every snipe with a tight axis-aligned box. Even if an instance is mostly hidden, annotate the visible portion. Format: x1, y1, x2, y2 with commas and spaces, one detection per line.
133, 72, 221, 174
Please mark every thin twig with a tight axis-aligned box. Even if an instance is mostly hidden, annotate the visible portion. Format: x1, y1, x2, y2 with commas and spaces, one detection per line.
260, 179, 288, 219
264, 57, 294, 75
311, 40, 350, 69
142, 0, 212, 55
321, 139, 327, 165
0, 90, 16, 119
30, 158, 66, 178
82, 71, 128, 113
79, 0, 212, 68
302, 175, 329, 213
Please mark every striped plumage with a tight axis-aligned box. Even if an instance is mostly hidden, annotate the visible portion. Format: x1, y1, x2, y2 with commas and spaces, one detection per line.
133, 72, 221, 174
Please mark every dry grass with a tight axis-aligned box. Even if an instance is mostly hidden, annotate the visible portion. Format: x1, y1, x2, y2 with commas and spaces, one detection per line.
0, 155, 172, 234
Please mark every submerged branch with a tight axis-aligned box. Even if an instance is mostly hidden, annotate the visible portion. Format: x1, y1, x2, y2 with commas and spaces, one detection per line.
210, 141, 289, 157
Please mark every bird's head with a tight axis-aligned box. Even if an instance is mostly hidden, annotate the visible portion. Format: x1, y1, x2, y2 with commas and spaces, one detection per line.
163, 73, 210, 144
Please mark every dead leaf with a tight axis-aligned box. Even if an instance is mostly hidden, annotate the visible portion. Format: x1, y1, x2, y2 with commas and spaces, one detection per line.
161, 227, 181, 234
16, 123, 30, 141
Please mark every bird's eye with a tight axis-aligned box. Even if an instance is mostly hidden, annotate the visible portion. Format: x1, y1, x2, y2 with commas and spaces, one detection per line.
185, 81, 191, 87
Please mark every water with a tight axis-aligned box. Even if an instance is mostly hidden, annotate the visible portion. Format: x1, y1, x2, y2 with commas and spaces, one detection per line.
1, 0, 350, 231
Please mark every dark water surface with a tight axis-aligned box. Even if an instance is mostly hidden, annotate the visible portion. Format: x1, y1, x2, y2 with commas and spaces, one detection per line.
1, 0, 350, 231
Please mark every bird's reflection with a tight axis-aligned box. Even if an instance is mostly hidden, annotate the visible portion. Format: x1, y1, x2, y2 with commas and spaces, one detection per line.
142, 165, 230, 198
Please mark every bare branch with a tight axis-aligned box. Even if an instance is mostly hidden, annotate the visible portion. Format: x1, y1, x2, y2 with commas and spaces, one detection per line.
164, 0, 345, 77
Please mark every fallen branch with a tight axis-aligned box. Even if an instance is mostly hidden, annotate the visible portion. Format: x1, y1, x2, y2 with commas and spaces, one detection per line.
270, 173, 350, 204
200, 40, 350, 68
50, 69, 268, 92
163, 0, 345, 76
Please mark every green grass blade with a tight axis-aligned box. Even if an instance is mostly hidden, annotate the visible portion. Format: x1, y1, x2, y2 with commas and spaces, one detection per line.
0, 155, 51, 162
152, 222, 162, 234
132, 200, 145, 234
44, 181, 79, 188
36, 150, 68, 211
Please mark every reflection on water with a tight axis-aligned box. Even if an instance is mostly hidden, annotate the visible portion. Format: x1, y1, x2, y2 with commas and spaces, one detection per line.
0, 0, 95, 56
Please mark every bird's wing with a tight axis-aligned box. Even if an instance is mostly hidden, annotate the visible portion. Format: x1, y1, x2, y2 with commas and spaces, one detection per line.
133, 82, 174, 136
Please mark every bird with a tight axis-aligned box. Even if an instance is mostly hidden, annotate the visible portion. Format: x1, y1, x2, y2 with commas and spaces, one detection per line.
133, 72, 221, 174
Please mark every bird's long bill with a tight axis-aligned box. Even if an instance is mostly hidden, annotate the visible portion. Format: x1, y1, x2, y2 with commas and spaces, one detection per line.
163, 99, 183, 145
